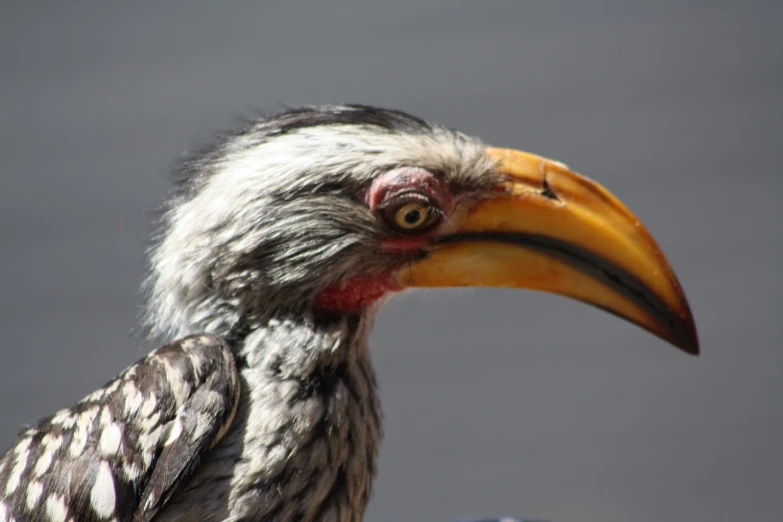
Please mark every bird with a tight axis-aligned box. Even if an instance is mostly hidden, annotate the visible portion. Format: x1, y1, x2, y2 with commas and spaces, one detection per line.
0, 105, 698, 522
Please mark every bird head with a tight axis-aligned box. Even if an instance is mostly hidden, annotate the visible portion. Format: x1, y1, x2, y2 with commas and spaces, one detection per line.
147, 105, 698, 354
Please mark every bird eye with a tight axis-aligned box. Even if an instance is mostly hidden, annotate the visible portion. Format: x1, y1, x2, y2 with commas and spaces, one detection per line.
395, 202, 430, 229
381, 196, 441, 234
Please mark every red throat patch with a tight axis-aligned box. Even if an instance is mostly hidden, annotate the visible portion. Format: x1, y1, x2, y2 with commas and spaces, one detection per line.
314, 273, 400, 313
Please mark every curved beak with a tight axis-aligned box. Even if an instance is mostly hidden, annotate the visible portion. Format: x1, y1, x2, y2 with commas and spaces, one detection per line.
396, 148, 699, 355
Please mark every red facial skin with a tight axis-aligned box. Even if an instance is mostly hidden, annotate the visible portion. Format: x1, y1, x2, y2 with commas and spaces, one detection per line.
314, 167, 454, 313
313, 274, 400, 312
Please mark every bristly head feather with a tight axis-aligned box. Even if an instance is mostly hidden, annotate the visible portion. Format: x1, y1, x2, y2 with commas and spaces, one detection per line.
145, 105, 494, 341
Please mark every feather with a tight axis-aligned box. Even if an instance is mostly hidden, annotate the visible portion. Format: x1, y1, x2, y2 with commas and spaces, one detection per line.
0, 335, 239, 522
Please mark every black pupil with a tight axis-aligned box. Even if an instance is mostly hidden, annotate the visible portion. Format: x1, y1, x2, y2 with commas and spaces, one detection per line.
405, 208, 423, 224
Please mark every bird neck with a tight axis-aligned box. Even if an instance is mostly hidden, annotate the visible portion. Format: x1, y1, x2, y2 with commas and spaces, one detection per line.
236, 311, 375, 377
217, 310, 382, 521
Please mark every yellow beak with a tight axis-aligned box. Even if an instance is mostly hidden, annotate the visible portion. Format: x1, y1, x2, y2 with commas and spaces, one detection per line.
396, 148, 699, 355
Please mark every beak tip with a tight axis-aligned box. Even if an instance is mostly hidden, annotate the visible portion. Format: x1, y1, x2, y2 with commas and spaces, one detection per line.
684, 332, 701, 357
679, 337, 700, 357
672, 308, 700, 356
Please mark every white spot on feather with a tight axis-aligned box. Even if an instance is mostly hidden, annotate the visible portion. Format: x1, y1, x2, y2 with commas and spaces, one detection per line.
139, 425, 162, 466
61, 414, 77, 429
51, 409, 72, 425
34, 450, 54, 477
45, 493, 68, 522
123, 381, 144, 416
122, 461, 141, 481
70, 425, 89, 458
5, 445, 30, 494
42, 433, 63, 452
25, 480, 43, 510
13, 437, 32, 456
83, 387, 105, 403
140, 395, 157, 418
163, 361, 190, 406
99, 423, 123, 456
70, 406, 99, 457
104, 379, 121, 395
164, 419, 183, 446
99, 407, 113, 427
78, 406, 100, 428
142, 411, 161, 433
90, 461, 116, 518
139, 422, 161, 448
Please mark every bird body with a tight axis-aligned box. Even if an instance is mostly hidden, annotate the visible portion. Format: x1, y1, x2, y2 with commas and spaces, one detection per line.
0, 105, 698, 521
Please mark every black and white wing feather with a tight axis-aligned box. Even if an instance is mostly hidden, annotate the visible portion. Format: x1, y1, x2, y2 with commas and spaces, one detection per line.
0, 334, 240, 522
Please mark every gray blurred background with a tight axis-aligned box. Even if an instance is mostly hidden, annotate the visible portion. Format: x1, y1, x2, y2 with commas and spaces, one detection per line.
1, 2, 781, 521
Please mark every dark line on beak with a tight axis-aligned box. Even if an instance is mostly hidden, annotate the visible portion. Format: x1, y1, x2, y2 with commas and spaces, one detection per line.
437, 233, 698, 355
540, 173, 559, 201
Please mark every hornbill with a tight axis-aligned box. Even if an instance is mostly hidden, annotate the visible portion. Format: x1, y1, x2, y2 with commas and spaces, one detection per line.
0, 105, 698, 522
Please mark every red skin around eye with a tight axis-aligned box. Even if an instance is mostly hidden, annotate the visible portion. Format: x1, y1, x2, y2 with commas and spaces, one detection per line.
314, 167, 453, 313
366, 167, 454, 216
378, 236, 431, 251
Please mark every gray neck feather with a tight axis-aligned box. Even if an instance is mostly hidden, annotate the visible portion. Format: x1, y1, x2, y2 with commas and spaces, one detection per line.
161, 311, 383, 522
